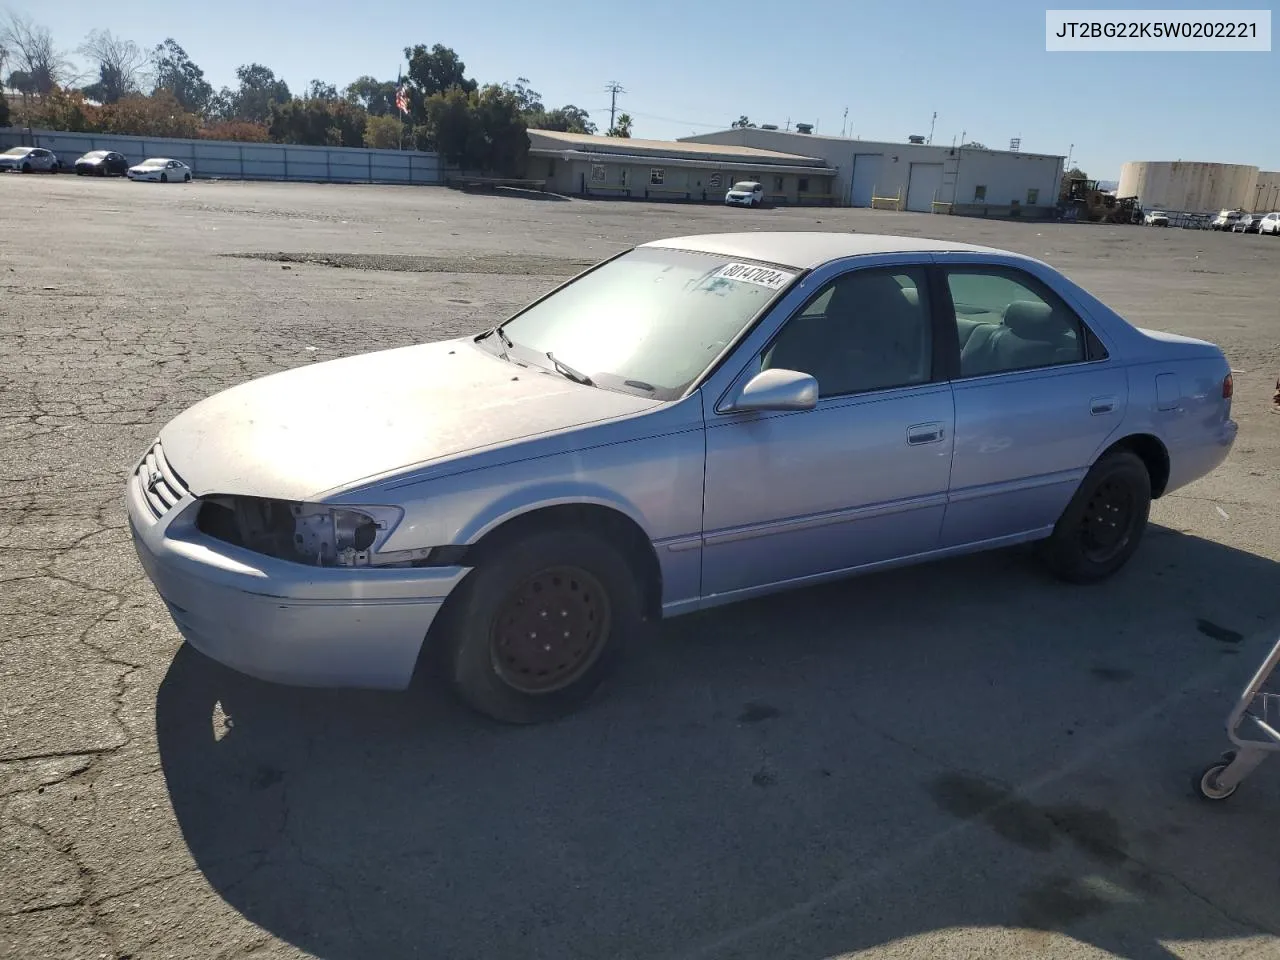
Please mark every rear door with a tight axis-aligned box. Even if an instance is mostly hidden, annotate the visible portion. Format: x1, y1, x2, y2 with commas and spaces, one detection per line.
933, 256, 1126, 548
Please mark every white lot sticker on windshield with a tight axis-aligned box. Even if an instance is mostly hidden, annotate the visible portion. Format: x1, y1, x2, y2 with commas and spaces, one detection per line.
712, 262, 796, 290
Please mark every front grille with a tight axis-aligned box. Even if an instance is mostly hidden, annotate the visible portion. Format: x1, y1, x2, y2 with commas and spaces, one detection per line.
134, 440, 189, 520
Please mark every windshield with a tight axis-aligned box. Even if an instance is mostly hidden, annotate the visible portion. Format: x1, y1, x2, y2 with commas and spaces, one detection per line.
731, 182, 759, 191
141, 159, 167, 166
83, 151, 108, 159
3, 147, 30, 156
495, 247, 799, 399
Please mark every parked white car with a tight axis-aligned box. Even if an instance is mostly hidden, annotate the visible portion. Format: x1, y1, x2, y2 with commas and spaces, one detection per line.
1258, 212, 1280, 236
724, 181, 765, 207
1210, 208, 1244, 231
127, 158, 192, 183
1143, 210, 1170, 227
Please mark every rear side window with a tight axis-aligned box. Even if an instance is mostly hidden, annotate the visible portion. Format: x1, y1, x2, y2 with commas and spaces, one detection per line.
945, 267, 1100, 378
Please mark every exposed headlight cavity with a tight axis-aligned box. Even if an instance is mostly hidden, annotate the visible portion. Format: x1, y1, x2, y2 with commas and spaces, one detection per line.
197, 496, 404, 567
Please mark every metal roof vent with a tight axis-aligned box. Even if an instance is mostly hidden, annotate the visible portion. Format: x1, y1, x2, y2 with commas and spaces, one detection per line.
795, 123, 814, 134
760, 123, 779, 130
908, 134, 926, 144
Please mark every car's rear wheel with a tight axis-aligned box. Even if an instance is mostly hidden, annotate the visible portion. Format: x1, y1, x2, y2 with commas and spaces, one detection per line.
1041, 448, 1151, 583
439, 527, 642, 724
183, 172, 191, 182
21, 162, 30, 173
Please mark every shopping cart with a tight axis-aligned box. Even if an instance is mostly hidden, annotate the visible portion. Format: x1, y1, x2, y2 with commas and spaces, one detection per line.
1195, 633, 1280, 801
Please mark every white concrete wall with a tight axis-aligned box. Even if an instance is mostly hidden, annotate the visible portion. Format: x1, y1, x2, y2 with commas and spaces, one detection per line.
953, 150, 1064, 212
1117, 161, 1259, 214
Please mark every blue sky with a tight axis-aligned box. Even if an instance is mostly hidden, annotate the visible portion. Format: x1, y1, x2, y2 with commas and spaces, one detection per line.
11, 0, 1276, 178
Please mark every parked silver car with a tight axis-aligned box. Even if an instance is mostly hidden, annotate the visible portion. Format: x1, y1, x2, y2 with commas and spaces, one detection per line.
127, 232, 1238, 722
0, 146, 60, 173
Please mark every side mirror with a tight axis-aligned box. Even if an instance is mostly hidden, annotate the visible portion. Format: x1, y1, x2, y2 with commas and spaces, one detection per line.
721, 367, 819, 413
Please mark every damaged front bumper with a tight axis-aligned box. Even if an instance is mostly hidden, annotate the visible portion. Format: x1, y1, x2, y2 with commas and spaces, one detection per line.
125, 450, 469, 690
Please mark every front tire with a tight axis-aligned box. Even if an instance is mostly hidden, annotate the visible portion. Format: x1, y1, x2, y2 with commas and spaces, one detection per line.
440, 527, 642, 724
161, 172, 168, 183
1041, 448, 1151, 583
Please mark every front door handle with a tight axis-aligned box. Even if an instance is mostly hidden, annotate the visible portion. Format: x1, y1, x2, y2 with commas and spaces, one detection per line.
907, 421, 945, 445
1090, 395, 1118, 415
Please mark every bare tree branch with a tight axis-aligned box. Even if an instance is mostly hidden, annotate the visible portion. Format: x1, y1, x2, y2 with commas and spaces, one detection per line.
0, 11, 75, 94
78, 28, 148, 102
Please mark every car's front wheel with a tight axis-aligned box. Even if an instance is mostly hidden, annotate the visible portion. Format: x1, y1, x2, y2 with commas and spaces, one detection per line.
1041, 448, 1151, 583
439, 527, 642, 724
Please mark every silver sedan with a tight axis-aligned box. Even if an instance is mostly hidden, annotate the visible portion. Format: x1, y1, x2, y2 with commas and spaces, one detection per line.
127, 232, 1238, 723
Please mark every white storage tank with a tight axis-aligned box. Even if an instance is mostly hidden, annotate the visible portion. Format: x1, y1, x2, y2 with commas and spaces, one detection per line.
1117, 161, 1258, 214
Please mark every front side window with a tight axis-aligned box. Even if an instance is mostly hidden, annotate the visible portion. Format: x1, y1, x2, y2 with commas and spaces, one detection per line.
761, 267, 933, 398
946, 267, 1089, 377
496, 248, 798, 399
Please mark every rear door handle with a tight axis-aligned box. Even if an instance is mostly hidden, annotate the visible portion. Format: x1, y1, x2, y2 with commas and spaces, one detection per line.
1090, 395, 1117, 415
907, 421, 945, 445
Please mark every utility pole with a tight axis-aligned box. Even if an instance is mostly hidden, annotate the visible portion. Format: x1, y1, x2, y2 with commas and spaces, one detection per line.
841, 106, 848, 138
604, 81, 625, 132
928, 111, 936, 144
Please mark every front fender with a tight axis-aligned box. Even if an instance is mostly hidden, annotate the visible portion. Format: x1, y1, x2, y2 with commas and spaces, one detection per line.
454, 482, 652, 546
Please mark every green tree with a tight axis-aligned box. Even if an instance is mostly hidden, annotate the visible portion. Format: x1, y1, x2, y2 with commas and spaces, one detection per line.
346, 76, 397, 116
364, 113, 403, 149
731, 115, 755, 128
151, 39, 214, 115
404, 42, 475, 103
269, 96, 366, 147
306, 79, 338, 101
218, 63, 291, 124
540, 105, 595, 134
0, 89, 9, 127
473, 82, 529, 176
606, 112, 632, 138
421, 83, 527, 176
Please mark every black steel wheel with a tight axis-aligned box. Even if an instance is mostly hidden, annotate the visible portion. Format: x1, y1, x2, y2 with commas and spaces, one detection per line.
437, 526, 643, 724
1041, 448, 1151, 583
489, 565, 611, 694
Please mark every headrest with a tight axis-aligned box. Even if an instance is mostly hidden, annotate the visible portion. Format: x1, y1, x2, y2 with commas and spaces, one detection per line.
1003, 299, 1058, 340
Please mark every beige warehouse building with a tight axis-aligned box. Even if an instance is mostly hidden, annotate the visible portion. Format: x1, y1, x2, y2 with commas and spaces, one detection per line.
526, 130, 837, 205
681, 127, 1065, 218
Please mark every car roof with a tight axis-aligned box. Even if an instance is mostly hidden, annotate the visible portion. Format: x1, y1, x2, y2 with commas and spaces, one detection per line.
640, 231, 1010, 270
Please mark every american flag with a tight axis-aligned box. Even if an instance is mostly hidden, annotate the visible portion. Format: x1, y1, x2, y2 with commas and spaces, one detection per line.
395, 85, 409, 115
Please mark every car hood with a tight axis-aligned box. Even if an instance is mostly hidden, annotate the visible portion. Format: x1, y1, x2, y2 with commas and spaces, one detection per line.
158, 338, 661, 501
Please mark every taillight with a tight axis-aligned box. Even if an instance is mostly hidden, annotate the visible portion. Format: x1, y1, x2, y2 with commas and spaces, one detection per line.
1222, 373, 1233, 399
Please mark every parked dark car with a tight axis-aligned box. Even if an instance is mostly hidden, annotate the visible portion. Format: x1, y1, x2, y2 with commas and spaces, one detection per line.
74, 150, 129, 177
1231, 213, 1267, 234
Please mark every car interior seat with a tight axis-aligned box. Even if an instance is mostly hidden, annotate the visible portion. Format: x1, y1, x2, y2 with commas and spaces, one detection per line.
959, 299, 1079, 377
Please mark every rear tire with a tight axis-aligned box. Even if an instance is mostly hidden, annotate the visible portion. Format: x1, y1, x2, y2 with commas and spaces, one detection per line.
439, 527, 642, 724
1041, 449, 1151, 584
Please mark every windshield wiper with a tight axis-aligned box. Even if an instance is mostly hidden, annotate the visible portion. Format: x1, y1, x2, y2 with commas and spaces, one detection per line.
546, 352, 594, 386
478, 325, 514, 358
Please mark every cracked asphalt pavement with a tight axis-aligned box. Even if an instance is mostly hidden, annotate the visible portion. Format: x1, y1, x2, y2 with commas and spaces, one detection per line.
2, 176, 1280, 960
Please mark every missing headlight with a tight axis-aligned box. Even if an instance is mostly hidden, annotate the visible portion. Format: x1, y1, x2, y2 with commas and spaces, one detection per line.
197, 496, 403, 567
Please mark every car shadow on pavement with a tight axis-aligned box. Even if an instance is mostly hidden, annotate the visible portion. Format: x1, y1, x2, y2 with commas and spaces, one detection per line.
156, 524, 1280, 960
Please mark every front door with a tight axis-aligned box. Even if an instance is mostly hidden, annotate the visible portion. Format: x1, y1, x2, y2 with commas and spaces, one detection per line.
936, 260, 1127, 548
701, 262, 955, 601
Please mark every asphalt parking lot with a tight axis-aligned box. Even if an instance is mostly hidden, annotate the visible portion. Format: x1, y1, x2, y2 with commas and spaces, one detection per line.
3, 175, 1280, 960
